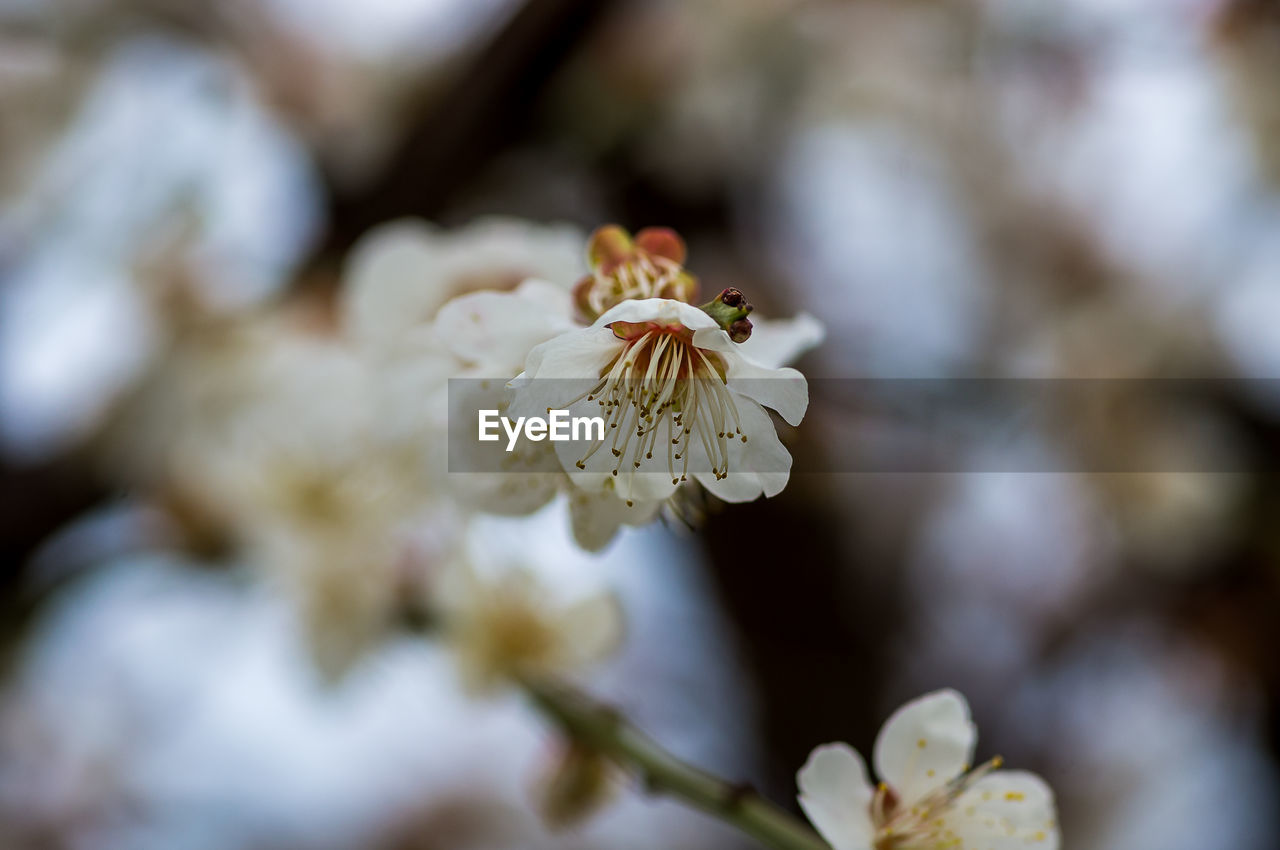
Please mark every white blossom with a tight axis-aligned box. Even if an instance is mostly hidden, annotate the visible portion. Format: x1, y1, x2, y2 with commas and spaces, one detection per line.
439, 561, 622, 693
798, 690, 1059, 850
508, 297, 810, 509
110, 315, 459, 680
340, 216, 584, 349
339, 218, 586, 515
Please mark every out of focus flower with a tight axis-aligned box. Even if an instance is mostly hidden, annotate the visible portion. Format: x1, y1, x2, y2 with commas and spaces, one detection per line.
340, 216, 584, 349
798, 690, 1059, 850
339, 217, 585, 515
0, 36, 321, 461
0, 549, 750, 850
571, 225, 699, 322
105, 311, 458, 680
188, 333, 454, 680
441, 564, 622, 694
509, 296, 810, 510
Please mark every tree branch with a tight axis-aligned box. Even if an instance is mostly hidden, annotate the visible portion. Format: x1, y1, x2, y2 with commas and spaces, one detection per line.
523, 678, 831, 850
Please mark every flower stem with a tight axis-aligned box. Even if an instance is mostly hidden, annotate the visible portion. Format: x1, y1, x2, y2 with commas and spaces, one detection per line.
522, 678, 831, 850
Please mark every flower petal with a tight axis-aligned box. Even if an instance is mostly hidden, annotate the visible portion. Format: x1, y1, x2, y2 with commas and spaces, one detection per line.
553, 416, 681, 504
722, 356, 809, 426
433, 278, 575, 376
506, 329, 622, 425
567, 487, 661, 552
873, 689, 976, 803
518, 327, 622, 381
594, 297, 719, 332
341, 220, 446, 343
692, 394, 792, 502
796, 743, 877, 850
634, 227, 686, 263
949, 771, 1060, 850
736, 312, 825, 369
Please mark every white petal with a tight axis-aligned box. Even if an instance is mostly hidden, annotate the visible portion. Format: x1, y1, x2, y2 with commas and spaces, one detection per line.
873, 689, 976, 803
594, 297, 719, 332
693, 394, 792, 502
609, 469, 682, 503
689, 324, 739, 352
342, 217, 584, 346
708, 345, 809, 427
736, 312, 826, 369
567, 487, 661, 551
796, 743, 877, 850
514, 277, 576, 314
506, 329, 621, 425
461, 473, 561, 515
446, 376, 562, 508
520, 327, 622, 380
341, 219, 446, 343
552, 414, 681, 504
949, 771, 1060, 850
432, 278, 576, 376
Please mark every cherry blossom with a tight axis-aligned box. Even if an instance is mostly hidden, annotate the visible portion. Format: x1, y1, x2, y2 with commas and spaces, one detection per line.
798, 690, 1059, 850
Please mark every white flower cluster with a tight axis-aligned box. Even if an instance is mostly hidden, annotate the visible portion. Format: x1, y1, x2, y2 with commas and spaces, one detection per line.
92, 216, 1062, 849
103, 217, 820, 682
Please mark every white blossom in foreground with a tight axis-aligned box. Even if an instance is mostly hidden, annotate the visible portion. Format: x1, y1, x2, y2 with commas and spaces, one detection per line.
797, 690, 1059, 850
508, 295, 810, 509
440, 563, 623, 693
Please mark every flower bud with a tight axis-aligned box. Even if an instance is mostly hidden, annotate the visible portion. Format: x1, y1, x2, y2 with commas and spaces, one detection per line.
573, 224, 700, 322
633, 226, 686, 265
586, 225, 634, 273
700, 288, 755, 342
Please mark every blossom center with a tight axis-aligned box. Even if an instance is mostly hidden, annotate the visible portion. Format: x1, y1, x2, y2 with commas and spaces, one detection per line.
566, 322, 747, 501
576, 254, 694, 320
869, 757, 1004, 850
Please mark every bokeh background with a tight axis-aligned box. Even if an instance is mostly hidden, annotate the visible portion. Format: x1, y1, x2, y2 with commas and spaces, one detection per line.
3, 0, 1280, 848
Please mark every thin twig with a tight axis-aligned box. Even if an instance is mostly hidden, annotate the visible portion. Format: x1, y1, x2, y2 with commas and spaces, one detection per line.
523, 678, 831, 850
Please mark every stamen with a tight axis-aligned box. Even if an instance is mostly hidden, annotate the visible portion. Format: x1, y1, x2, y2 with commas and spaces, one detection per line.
568, 322, 745, 490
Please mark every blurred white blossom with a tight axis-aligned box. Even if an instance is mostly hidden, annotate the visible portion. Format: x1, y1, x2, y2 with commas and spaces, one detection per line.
439, 559, 622, 694
0, 36, 321, 461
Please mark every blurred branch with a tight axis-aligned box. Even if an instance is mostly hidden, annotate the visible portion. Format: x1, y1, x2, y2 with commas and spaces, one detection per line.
523, 678, 831, 850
